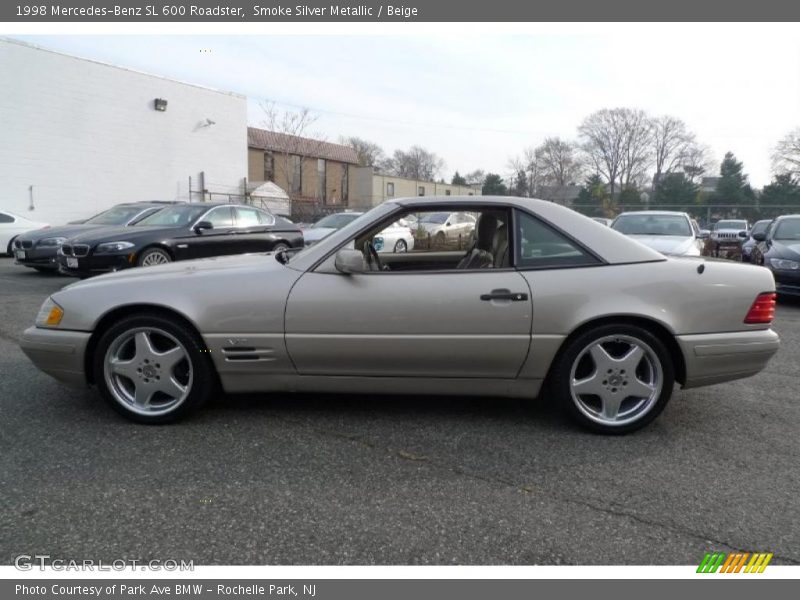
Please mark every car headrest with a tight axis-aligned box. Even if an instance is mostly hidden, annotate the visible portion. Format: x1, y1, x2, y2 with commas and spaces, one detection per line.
476, 214, 498, 250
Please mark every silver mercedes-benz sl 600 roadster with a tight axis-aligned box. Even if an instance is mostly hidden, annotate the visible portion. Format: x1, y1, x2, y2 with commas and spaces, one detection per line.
21, 196, 780, 433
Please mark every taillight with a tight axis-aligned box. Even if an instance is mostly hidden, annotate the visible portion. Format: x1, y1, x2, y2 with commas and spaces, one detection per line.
744, 292, 776, 324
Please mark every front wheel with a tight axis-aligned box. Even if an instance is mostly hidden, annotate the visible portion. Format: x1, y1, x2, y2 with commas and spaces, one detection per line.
550, 324, 674, 434
138, 247, 172, 267
93, 314, 215, 423
393, 239, 408, 253
272, 242, 289, 253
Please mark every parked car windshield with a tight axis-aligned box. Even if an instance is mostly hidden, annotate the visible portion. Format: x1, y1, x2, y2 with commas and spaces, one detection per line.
612, 214, 692, 237
135, 204, 209, 227
85, 205, 152, 225
773, 219, 800, 241
312, 213, 362, 229
713, 220, 747, 230
750, 221, 771, 236
419, 212, 450, 224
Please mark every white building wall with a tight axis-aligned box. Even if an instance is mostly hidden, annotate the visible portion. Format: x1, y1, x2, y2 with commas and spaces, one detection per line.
0, 38, 247, 225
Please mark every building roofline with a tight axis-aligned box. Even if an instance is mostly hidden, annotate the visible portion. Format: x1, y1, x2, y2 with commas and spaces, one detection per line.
1, 37, 245, 99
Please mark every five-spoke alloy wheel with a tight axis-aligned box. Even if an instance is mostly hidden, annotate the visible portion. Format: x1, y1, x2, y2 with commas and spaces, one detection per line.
94, 314, 214, 423
552, 324, 674, 434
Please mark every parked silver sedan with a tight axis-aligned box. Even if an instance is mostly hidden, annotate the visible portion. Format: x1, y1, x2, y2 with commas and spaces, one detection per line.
21, 196, 779, 433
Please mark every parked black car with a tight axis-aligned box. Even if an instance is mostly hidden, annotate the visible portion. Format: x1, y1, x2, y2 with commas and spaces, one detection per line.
751, 214, 800, 296
14, 202, 175, 272
57, 203, 303, 278
741, 219, 772, 263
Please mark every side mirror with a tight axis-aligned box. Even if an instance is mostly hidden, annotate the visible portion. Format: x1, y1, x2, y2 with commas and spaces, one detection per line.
446, 222, 452, 227
738, 230, 748, 239
194, 221, 213, 233
752, 231, 767, 242
334, 249, 365, 274
698, 229, 710, 240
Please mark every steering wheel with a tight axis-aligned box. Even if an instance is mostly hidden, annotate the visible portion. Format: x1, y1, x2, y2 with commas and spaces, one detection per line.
363, 241, 383, 271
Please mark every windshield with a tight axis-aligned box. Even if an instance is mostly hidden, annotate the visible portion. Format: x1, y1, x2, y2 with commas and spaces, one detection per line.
135, 204, 209, 227
612, 214, 692, 237
419, 212, 449, 224
750, 221, 771, 236
312, 213, 362, 229
85, 205, 151, 225
774, 219, 800, 241
714, 220, 747, 230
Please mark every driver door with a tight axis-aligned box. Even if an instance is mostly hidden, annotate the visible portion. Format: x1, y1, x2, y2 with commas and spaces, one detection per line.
284, 208, 532, 379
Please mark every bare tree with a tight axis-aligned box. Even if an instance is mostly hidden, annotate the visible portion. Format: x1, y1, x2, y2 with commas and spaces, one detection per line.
382, 146, 445, 181
340, 136, 385, 168
463, 169, 486, 186
772, 128, 800, 176
578, 108, 627, 197
651, 115, 695, 183
534, 137, 583, 187
619, 109, 654, 188
259, 100, 326, 197
680, 142, 715, 184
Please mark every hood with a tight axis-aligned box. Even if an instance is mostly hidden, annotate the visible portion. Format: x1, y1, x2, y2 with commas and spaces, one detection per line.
302, 227, 336, 243
64, 225, 183, 245
770, 241, 800, 261
16, 223, 102, 242
627, 234, 696, 255
63, 252, 285, 290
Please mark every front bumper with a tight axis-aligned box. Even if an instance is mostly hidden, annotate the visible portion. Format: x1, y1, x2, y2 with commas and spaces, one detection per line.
13, 246, 60, 269
20, 326, 91, 387
678, 328, 780, 389
771, 269, 800, 296
57, 253, 133, 277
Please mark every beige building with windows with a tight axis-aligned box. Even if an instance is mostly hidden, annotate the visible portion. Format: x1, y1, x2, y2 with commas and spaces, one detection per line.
348, 167, 482, 209
247, 127, 359, 206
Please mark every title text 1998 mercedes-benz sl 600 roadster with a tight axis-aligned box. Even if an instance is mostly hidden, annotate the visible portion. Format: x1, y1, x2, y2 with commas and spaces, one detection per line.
21, 196, 780, 433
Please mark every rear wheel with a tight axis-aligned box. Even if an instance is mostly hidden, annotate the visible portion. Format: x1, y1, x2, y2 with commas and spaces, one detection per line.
138, 247, 171, 267
551, 324, 674, 434
93, 314, 214, 423
272, 242, 289, 253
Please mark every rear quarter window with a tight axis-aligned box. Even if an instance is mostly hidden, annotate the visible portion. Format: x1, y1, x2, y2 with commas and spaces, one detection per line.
515, 210, 600, 269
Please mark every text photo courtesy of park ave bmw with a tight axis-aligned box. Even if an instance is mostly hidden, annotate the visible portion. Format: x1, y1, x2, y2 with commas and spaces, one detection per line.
1, 3, 800, 592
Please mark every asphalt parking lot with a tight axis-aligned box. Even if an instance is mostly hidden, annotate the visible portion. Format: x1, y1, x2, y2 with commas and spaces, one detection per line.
0, 256, 799, 566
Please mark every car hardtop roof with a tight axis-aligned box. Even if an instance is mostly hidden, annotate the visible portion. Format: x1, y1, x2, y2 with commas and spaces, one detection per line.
390, 195, 563, 209
774, 214, 800, 220
614, 210, 690, 217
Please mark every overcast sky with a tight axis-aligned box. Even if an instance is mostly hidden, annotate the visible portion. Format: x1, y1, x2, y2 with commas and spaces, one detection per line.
15, 28, 800, 187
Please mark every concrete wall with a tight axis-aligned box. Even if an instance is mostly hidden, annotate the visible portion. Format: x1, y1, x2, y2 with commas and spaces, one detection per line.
0, 38, 247, 225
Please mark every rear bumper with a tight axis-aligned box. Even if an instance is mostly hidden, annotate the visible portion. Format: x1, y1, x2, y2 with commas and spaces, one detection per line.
678, 329, 779, 389
19, 326, 91, 387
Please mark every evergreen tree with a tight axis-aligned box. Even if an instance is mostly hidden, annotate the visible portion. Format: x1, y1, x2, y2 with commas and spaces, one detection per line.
652, 172, 699, 212
575, 174, 610, 217
451, 171, 467, 186
482, 173, 508, 196
759, 174, 800, 219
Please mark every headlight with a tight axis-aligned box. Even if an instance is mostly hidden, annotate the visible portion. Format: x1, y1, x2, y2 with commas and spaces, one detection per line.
35, 297, 64, 328
770, 258, 800, 270
95, 241, 135, 253
37, 237, 66, 247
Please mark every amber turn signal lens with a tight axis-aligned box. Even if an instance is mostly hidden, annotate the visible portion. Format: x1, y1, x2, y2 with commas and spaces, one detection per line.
45, 305, 64, 326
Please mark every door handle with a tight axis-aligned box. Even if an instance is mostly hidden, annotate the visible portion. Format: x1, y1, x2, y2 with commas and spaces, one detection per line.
480, 291, 528, 302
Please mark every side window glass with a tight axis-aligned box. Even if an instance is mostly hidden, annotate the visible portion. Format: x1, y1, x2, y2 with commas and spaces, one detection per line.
516, 211, 599, 268
0, 212, 14, 224
258, 210, 276, 226
235, 207, 262, 227
206, 207, 234, 228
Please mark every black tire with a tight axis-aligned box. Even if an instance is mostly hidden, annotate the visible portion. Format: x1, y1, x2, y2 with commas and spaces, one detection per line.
393, 239, 408, 253
137, 247, 172, 267
272, 242, 290, 253
92, 313, 215, 424
550, 323, 675, 434
434, 231, 446, 248
6, 236, 17, 256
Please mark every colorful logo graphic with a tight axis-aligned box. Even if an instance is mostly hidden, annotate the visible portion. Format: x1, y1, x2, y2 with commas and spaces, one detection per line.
697, 552, 773, 573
